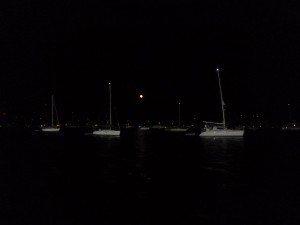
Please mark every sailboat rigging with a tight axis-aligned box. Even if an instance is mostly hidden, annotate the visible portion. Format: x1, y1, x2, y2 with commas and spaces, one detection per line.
42, 95, 60, 132
200, 68, 244, 137
93, 82, 120, 136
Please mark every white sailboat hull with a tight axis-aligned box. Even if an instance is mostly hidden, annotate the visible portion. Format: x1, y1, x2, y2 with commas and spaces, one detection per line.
43, 95, 60, 133
93, 130, 120, 136
42, 128, 60, 132
282, 127, 300, 131
200, 129, 244, 137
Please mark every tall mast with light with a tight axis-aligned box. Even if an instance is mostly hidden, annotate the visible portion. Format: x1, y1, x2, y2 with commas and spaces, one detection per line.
109, 82, 112, 130
216, 68, 226, 129
178, 102, 181, 127
51, 95, 54, 128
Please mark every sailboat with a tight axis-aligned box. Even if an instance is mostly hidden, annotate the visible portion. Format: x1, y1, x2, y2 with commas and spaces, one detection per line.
93, 82, 120, 136
200, 68, 244, 137
42, 95, 60, 132
165, 102, 188, 133
282, 104, 300, 131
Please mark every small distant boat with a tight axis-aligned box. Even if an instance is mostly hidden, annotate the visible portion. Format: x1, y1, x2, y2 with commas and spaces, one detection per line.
185, 126, 201, 136
93, 83, 120, 136
282, 125, 300, 131
42, 95, 60, 132
200, 69, 244, 137
150, 124, 167, 130
166, 102, 188, 133
139, 126, 150, 131
166, 127, 188, 132
281, 104, 300, 131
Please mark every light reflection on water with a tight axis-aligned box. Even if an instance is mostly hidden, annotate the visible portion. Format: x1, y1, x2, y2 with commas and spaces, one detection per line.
108, 131, 249, 224
93, 135, 121, 149
199, 137, 245, 171
1, 129, 300, 225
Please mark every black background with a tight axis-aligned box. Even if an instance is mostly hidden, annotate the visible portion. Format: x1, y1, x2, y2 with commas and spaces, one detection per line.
1, 0, 300, 126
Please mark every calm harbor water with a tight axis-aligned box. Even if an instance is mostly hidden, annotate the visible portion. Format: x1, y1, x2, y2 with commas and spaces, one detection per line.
1, 128, 300, 225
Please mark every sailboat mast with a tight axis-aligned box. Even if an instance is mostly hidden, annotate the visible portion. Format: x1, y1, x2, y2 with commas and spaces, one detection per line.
178, 102, 181, 127
288, 103, 292, 126
109, 82, 112, 130
51, 95, 54, 128
216, 68, 226, 129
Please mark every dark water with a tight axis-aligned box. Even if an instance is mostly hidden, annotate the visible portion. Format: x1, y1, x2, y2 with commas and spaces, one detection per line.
1, 129, 300, 225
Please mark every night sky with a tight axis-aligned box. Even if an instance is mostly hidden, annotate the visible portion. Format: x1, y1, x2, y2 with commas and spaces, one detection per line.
1, 0, 300, 126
